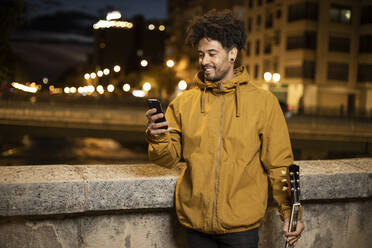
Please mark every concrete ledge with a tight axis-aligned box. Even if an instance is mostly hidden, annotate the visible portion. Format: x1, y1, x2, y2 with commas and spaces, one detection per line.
0, 159, 371, 217
298, 158, 372, 200
0, 164, 180, 216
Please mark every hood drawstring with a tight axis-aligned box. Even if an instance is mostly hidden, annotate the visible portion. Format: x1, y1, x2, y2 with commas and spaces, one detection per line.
200, 84, 241, 117
201, 86, 206, 113
235, 82, 240, 117
196, 66, 249, 116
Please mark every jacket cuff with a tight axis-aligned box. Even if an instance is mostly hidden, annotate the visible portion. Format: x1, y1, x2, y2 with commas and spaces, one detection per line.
145, 128, 169, 143
281, 209, 291, 221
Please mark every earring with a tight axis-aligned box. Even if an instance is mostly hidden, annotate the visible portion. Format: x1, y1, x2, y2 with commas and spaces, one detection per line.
230, 58, 235, 62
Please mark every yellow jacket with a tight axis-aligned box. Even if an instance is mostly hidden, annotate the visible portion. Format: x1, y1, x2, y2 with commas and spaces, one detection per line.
146, 66, 294, 234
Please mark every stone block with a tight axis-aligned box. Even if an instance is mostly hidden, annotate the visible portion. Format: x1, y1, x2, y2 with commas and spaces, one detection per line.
0, 211, 188, 248
83, 164, 179, 211
0, 217, 78, 248
77, 211, 185, 248
343, 158, 372, 197
297, 159, 371, 200
0, 165, 86, 216
297, 200, 372, 248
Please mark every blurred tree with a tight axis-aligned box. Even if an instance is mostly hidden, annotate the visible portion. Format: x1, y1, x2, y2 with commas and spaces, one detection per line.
0, 0, 24, 83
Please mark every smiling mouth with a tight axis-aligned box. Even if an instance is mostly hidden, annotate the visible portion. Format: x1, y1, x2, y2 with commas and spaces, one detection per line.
203, 67, 215, 73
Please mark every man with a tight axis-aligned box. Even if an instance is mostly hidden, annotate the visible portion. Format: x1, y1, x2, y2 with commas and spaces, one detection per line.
145, 9, 304, 248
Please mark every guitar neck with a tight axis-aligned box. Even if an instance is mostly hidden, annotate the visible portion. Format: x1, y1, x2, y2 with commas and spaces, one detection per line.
289, 203, 301, 232
285, 203, 301, 248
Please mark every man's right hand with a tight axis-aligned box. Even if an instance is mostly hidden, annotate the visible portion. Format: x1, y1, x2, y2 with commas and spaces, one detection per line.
145, 108, 171, 137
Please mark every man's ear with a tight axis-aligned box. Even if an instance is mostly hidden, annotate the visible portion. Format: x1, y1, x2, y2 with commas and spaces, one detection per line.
228, 47, 238, 63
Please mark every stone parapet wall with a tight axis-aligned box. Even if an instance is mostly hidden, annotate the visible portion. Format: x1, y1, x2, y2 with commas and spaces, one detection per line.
0, 158, 371, 247
0, 104, 146, 126
0, 164, 179, 216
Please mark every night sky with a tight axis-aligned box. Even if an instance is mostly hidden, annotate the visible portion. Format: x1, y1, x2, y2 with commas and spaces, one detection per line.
25, 0, 167, 20
10, 0, 168, 82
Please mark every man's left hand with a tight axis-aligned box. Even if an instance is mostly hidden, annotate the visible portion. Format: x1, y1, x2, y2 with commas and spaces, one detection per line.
282, 218, 304, 247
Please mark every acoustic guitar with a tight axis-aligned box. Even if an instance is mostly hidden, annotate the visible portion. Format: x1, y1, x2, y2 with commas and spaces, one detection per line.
283, 164, 301, 248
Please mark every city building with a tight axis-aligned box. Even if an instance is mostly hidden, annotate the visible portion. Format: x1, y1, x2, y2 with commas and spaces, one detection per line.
91, 11, 167, 81
243, 0, 372, 115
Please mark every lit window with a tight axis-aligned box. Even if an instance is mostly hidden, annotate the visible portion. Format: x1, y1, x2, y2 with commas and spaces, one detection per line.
330, 4, 352, 24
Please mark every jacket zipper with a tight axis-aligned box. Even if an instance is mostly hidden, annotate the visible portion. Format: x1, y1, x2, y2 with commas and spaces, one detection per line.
211, 85, 224, 232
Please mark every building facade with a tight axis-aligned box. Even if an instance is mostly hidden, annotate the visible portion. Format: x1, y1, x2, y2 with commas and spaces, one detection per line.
92, 14, 167, 80
243, 0, 372, 115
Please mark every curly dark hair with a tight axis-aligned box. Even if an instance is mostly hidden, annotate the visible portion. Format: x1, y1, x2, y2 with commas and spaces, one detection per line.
185, 9, 246, 51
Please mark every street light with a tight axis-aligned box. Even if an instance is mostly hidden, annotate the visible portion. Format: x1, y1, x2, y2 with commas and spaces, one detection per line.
107, 84, 115, 92
264, 72, 272, 82
123, 83, 131, 92
264, 72, 280, 83
148, 24, 155, 30
12, 82, 38, 93
141, 59, 148, 67
132, 90, 145, 98
273, 73, 280, 83
103, 68, 110, 75
90, 72, 97, 79
159, 25, 165, 31
96, 85, 104, 94
87, 85, 95, 93
166, 59, 175, 68
114, 65, 121, 72
143, 82, 151, 91
178, 80, 187, 91
84, 73, 90, 80
97, 70, 103, 77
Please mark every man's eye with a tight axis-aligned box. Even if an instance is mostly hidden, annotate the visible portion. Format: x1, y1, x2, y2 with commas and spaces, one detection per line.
209, 53, 216, 57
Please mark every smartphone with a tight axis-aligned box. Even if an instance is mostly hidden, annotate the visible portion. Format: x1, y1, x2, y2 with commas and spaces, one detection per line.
147, 99, 168, 129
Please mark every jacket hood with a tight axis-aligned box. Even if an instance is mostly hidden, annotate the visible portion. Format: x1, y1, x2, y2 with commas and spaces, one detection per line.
194, 66, 250, 117
195, 66, 249, 93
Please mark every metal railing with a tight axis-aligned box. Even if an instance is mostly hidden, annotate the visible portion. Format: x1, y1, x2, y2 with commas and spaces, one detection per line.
298, 106, 372, 120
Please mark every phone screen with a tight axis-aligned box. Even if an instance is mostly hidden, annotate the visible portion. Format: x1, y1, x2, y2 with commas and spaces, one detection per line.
147, 99, 168, 129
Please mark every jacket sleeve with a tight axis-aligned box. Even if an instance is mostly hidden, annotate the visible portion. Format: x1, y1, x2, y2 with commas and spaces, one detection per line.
260, 94, 297, 221
145, 101, 182, 168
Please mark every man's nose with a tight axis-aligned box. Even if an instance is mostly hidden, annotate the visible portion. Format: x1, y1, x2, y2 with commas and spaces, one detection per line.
200, 55, 210, 66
